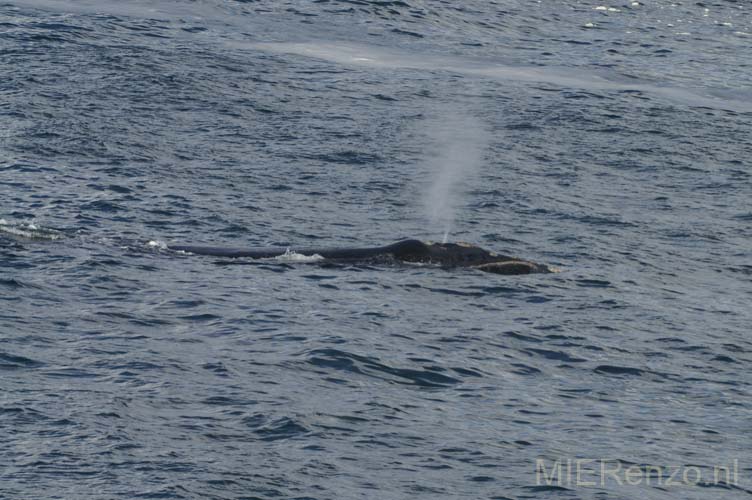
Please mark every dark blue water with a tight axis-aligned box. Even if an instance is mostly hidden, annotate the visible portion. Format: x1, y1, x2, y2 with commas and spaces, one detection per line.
2, 1, 751, 499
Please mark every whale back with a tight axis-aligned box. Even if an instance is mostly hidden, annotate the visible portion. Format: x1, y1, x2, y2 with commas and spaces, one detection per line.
424, 242, 514, 267
167, 239, 551, 274
168, 239, 425, 261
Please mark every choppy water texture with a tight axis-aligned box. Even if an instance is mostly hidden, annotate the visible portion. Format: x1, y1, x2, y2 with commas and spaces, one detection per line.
1, 1, 751, 499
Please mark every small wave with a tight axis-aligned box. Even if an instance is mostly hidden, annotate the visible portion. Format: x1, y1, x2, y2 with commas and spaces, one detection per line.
526, 348, 587, 363
306, 348, 461, 388
594, 365, 644, 376
253, 417, 311, 442
0, 352, 44, 370
0, 277, 44, 290
274, 249, 324, 263
0, 220, 64, 241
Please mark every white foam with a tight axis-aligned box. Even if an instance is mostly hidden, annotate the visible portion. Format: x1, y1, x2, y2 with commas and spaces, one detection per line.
147, 240, 168, 250
0, 222, 63, 240
0, 225, 31, 238
274, 249, 324, 262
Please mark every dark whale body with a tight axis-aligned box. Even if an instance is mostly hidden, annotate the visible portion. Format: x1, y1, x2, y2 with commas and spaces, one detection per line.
169, 239, 551, 275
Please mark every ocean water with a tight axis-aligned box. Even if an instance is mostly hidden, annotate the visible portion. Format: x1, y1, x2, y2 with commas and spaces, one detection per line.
1, 1, 751, 499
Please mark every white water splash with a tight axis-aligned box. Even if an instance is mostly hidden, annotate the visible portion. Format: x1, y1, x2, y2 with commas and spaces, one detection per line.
146, 240, 168, 250
274, 249, 324, 262
421, 112, 490, 243
0, 221, 63, 240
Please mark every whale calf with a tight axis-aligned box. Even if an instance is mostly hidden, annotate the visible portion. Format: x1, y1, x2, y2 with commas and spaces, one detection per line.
169, 239, 552, 275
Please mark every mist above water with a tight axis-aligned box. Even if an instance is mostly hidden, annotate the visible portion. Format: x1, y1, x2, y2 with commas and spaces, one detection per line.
253, 42, 752, 113
421, 112, 491, 243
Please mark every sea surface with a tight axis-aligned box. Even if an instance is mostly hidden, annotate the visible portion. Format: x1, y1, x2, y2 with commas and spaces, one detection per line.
1, 1, 751, 499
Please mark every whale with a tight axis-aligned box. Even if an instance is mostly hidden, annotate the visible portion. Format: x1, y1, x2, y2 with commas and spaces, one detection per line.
168, 239, 552, 275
